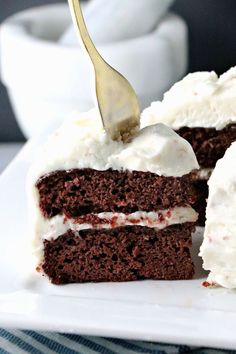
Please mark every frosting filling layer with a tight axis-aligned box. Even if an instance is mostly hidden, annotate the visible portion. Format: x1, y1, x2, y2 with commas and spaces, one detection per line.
40, 206, 198, 241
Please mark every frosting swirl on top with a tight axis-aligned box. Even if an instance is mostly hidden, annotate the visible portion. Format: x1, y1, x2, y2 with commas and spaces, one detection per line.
28, 109, 199, 183
142, 67, 236, 130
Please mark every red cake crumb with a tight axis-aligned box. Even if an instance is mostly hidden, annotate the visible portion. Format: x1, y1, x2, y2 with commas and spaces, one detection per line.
202, 281, 211, 287
223, 236, 230, 240
110, 215, 118, 228
129, 218, 139, 224
36, 265, 41, 273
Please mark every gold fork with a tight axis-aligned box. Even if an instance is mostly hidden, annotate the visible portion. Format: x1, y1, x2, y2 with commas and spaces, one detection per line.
68, 0, 140, 141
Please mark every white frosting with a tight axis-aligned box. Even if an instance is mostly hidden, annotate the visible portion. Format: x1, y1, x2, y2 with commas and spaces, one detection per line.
33, 207, 198, 261
200, 142, 236, 288
28, 109, 199, 184
141, 67, 236, 130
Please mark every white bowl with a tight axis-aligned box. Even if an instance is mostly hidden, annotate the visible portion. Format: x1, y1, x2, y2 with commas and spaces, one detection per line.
0, 4, 188, 138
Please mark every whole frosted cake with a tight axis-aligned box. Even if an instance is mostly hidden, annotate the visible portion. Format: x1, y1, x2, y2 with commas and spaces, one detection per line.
200, 142, 236, 288
142, 67, 236, 224
28, 110, 199, 284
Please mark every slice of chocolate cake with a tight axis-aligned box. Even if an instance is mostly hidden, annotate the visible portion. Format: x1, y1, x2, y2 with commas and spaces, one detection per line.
28, 110, 199, 284
142, 67, 236, 225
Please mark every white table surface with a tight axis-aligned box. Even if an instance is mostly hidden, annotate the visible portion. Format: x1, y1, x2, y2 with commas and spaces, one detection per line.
0, 143, 24, 173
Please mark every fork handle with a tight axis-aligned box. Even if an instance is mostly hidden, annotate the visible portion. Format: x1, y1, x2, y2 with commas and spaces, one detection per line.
68, 0, 103, 67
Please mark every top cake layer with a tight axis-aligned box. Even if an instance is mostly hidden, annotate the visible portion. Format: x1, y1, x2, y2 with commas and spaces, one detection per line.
29, 109, 198, 183
142, 67, 236, 130
200, 141, 236, 288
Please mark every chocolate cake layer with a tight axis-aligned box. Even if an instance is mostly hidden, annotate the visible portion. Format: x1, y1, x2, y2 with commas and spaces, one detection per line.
42, 223, 195, 284
177, 124, 236, 168
37, 169, 197, 219
191, 179, 208, 226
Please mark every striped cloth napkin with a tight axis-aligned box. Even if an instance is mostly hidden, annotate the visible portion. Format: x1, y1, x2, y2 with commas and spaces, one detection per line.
0, 330, 232, 354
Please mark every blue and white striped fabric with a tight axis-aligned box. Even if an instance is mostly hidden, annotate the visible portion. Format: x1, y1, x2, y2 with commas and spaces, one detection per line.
0, 330, 234, 354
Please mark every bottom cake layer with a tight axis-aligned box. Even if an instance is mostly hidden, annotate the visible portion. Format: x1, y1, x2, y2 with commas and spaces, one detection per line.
42, 223, 195, 284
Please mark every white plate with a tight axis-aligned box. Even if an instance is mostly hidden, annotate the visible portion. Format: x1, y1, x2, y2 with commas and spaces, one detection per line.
1, 131, 236, 350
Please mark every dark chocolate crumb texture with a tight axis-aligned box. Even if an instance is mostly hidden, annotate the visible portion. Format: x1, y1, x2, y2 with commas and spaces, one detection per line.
177, 125, 236, 224
42, 224, 195, 284
177, 124, 236, 168
37, 169, 197, 219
